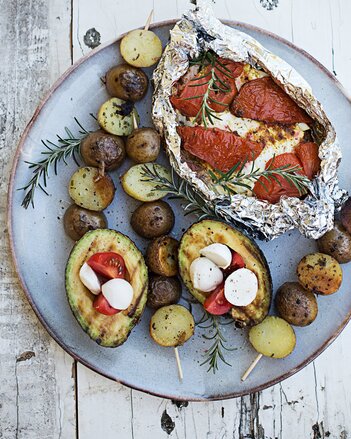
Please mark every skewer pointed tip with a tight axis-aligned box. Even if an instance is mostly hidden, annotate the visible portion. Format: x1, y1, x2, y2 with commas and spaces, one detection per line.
144, 9, 154, 31
241, 353, 263, 382
174, 347, 184, 381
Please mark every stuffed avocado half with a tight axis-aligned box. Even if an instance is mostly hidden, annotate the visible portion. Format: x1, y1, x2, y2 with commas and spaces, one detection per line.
178, 220, 272, 326
65, 229, 148, 347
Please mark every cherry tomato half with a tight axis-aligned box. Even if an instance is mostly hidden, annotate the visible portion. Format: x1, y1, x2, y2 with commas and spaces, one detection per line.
87, 252, 126, 279
230, 251, 245, 270
204, 283, 232, 315
93, 293, 120, 316
223, 251, 245, 278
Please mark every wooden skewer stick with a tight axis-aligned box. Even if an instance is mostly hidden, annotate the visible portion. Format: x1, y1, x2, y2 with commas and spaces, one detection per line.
144, 9, 154, 31
241, 353, 263, 382
174, 347, 183, 381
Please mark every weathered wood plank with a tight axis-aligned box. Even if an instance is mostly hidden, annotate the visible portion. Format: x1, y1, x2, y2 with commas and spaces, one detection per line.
0, 1, 76, 438
329, 0, 351, 92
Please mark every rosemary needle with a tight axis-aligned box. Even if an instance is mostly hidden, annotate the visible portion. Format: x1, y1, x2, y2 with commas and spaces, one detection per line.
188, 51, 233, 128
209, 156, 310, 197
197, 311, 236, 373
140, 164, 217, 220
19, 118, 91, 209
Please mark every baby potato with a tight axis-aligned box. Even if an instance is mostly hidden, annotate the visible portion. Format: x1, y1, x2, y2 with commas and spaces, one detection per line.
249, 316, 296, 359
120, 29, 162, 68
317, 221, 351, 263
150, 305, 195, 347
147, 274, 181, 309
97, 97, 139, 136
296, 252, 342, 295
105, 64, 148, 102
146, 236, 179, 277
131, 200, 175, 239
63, 204, 107, 241
68, 167, 115, 211
126, 128, 161, 163
80, 130, 125, 171
121, 163, 171, 202
275, 282, 318, 327
340, 197, 351, 234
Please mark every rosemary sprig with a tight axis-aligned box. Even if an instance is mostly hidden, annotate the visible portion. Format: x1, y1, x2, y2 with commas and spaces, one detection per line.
188, 51, 233, 128
209, 155, 310, 197
197, 311, 236, 373
19, 118, 91, 209
140, 164, 217, 220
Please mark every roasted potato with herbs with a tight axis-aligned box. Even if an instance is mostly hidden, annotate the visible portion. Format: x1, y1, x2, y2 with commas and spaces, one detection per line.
105, 64, 148, 102
317, 221, 351, 263
121, 163, 171, 202
150, 305, 195, 347
126, 128, 161, 163
63, 204, 107, 241
131, 200, 175, 239
147, 274, 181, 309
146, 236, 179, 277
249, 316, 296, 358
68, 167, 115, 211
297, 252, 342, 295
81, 130, 125, 171
97, 97, 139, 136
120, 29, 162, 68
275, 282, 318, 327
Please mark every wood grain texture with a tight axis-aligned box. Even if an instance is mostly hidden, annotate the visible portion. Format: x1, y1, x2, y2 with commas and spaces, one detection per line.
2, 0, 351, 438
0, 1, 75, 438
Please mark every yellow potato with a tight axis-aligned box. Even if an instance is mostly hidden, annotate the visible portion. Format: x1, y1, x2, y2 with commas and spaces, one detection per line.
150, 305, 195, 347
68, 167, 115, 211
120, 29, 162, 68
97, 97, 139, 136
121, 163, 171, 202
249, 316, 296, 359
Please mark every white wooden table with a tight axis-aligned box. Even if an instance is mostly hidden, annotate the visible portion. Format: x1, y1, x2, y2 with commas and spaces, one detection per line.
1, 1, 351, 438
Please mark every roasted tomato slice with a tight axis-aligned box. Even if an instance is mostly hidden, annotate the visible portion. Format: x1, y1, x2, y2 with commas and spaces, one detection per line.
177, 126, 262, 172
171, 58, 244, 117
204, 283, 232, 315
295, 142, 320, 180
223, 251, 245, 277
253, 153, 306, 204
87, 252, 126, 279
230, 77, 312, 124
93, 293, 120, 316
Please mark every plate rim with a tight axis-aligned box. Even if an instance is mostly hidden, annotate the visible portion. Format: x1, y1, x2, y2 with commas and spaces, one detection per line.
7, 18, 351, 401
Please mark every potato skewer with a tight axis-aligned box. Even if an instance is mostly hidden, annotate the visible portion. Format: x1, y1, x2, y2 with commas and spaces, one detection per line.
150, 305, 195, 381
120, 10, 162, 68
241, 316, 296, 382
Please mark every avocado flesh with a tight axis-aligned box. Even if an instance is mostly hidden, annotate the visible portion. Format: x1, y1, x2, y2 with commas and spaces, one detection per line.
65, 229, 148, 347
178, 220, 272, 326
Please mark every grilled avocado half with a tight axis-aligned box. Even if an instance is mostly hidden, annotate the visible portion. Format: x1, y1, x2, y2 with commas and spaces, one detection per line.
178, 220, 272, 326
65, 229, 148, 347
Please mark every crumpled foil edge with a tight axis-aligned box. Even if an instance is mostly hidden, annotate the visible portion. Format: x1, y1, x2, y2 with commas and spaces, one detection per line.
152, 0, 347, 240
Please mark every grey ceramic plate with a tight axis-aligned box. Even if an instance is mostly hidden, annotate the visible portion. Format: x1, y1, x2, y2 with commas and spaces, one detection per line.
8, 20, 351, 401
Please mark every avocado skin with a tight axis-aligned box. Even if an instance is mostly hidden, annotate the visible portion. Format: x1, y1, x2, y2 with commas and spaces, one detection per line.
65, 229, 148, 347
178, 219, 272, 327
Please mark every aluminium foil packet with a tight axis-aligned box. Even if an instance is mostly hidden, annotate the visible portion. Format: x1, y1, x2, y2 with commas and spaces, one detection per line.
152, 0, 346, 240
